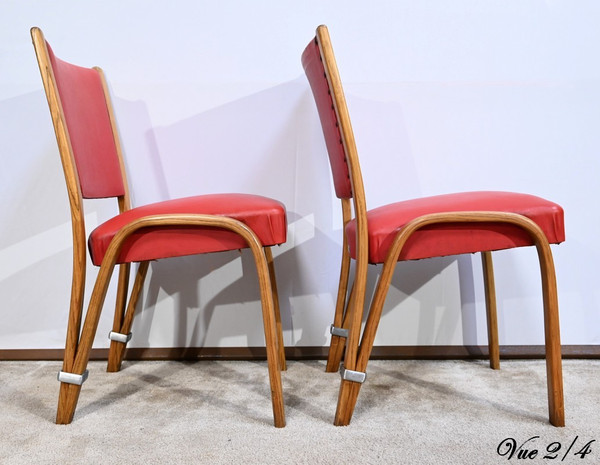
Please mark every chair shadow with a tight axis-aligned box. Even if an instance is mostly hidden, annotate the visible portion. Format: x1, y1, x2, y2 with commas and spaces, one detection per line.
74, 360, 336, 425
358, 360, 548, 424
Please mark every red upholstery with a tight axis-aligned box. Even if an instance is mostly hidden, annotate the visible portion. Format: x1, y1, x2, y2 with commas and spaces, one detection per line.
88, 194, 287, 265
302, 38, 352, 199
47, 43, 125, 199
345, 191, 565, 263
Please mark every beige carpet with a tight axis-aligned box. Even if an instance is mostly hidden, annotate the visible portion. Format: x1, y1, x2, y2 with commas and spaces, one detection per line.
0, 359, 598, 464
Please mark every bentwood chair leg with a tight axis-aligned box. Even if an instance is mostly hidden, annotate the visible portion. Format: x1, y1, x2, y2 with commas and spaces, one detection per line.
536, 243, 564, 426
250, 246, 285, 427
265, 247, 286, 371
57, 238, 87, 424
334, 379, 363, 426
545, 305, 564, 427
107, 263, 130, 372
107, 261, 149, 372
56, 381, 84, 424
481, 251, 500, 370
333, 266, 370, 426
333, 258, 396, 426
326, 329, 348, 373
56, 257, 118, 424
61, 227, 87, 377
326, 274, 353, 373
328, 200, 354, 373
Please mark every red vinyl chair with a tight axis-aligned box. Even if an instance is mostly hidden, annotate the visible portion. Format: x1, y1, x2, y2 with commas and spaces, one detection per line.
31, 27, 286, 427
302, 25, 565, 427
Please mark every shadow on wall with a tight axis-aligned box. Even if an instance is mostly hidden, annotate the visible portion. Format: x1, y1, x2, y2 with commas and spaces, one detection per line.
111, 78, 482, 348
0, 91, 121, 344
0, 83, 483, 349
116, 78, 348, 348
339, 92, 480, 346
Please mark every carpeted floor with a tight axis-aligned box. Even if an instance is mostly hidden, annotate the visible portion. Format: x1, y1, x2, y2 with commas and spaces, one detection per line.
0, 359, 598, 464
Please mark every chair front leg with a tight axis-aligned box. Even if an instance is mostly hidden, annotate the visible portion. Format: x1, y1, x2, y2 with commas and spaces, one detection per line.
481, 251, 500, 370
107, 261, 149, 372
265, 247, 286, 371
333, 253, 369, 426
248, 246, 285, 427
535, 241, 564, 426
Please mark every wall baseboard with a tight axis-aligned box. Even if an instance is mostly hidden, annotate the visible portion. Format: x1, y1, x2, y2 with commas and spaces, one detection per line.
1, 345, 598, 361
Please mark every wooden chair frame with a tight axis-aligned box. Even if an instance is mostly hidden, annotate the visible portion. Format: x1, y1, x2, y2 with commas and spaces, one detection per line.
307, 25, 564, 427
31, 27, 286, 427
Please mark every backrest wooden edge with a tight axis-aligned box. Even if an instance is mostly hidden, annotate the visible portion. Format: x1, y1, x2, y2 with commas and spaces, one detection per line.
95, 66, 131, 213
314, 26, 369, 263
313, 25, 370, 368
31, 27, 84, 216
31, 26, 88, 285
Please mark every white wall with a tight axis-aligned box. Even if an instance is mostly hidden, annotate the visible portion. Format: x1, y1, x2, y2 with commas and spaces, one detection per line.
1, 1, 599, 350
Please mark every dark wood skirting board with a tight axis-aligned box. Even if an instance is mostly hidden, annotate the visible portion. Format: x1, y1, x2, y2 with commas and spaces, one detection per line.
1, 345, 599, 361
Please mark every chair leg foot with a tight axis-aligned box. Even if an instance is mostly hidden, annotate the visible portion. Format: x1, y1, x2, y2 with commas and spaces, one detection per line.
56, 382, 82, 424
546, 348, 565, 427
326, 335, 346, 373
267, 354, 286, 428
106, 340, 125, 372
333, 379, 362, 426
550, 410, 565, 427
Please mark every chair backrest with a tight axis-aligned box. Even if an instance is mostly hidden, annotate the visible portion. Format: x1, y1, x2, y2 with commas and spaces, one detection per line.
31, 27, 129, 205
302, 25, 368, 254
302, 25, 370, 365
301, 25, 363, 202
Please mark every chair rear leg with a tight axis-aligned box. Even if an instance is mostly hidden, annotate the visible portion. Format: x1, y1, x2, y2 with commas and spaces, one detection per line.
57, 236, 87, 424
107, 261, 149, 372
481, 251, 500, 370
56, 258, 118, 424
327, 285, 353, 373
107, 263, 130, 372
326, 248, 352, 372
334, 379, 363, 426
265, 248, 286, 371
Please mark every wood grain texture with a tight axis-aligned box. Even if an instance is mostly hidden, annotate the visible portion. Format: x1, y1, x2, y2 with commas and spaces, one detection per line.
32, 27, 286, 427
482, 251, 500, 370
326, 198, 352, 373
307, 25, 564, 428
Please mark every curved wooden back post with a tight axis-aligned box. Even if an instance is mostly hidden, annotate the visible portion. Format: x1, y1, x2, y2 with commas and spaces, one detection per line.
31, 27, 87, 375
306, 25, 370, 374
31, 27, 134, 376
56, 213, 286, 426
303, 25, 564, 428
340, 211, 564, 426
32, 28, 287, 427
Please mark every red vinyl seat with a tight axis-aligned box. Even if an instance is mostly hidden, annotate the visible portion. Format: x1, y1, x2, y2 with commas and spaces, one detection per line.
302, 25, 565, 428
346, 191, 564, 263
89, 194, 286, 265
32, 27, 286, 427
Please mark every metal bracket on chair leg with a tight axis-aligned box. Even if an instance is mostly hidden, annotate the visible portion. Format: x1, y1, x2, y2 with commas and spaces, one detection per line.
57, 370, 89, 386
330, 325, 349, 338
340, 364, 366, 384
108, 331, 132, 344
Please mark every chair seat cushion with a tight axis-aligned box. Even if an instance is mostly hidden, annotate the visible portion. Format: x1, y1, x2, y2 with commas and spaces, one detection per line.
345, 191, 565, 263
88, 194, 287, 265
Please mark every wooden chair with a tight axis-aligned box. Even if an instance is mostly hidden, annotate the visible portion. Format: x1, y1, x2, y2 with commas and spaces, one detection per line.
31, 27, 286, 427
302, 25, 565, 427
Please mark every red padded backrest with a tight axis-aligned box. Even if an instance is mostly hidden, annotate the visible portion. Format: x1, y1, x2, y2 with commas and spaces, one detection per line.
46, 42, 125, 199
302, 38, 353, 200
